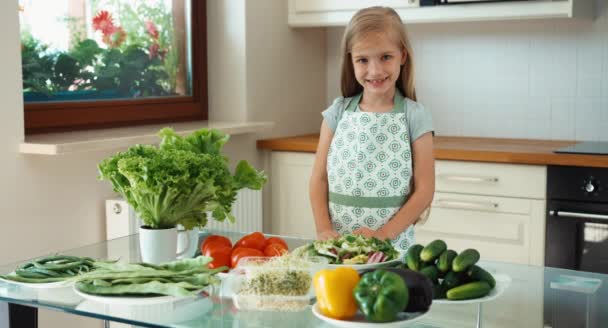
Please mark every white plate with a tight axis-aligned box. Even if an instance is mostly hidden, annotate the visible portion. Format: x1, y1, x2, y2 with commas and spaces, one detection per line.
312, 303, 428, 328
0, 273, 72, 289
433, 273, 511, 305
326, 259, 402, 271
73, 285, 207, 305
76, 297, 212, 326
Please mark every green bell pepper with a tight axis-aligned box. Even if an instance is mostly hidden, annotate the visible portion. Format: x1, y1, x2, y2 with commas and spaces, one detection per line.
353, 270, 409, 322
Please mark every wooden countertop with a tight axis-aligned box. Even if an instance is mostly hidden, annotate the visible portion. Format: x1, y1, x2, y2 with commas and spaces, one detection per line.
257, 135, 608, 168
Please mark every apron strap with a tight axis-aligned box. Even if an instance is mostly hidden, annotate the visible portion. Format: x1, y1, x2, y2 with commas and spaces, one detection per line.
345, 94, 361, 112
394, 91, 406, 113
346, 91, 407, 113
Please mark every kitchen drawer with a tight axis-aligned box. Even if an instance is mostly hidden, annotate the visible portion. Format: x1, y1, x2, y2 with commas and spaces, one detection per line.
415, 192, 545, 265
436, 160, 546, 199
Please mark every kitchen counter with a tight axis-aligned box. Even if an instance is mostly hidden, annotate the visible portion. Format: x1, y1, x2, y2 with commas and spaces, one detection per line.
1, 231, 607, 328
257, 135, 608, 168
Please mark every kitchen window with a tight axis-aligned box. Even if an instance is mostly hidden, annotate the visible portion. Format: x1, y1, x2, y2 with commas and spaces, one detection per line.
19, 0, 207, 134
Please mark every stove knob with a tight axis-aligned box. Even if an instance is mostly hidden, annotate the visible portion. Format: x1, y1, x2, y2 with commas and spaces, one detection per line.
585, 181, 596, 193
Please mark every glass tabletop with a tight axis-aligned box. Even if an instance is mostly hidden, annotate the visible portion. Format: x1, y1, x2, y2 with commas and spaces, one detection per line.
0, 230, 607, 328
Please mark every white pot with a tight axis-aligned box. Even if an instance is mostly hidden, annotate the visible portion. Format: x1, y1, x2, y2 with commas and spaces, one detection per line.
139, 226, 190, 264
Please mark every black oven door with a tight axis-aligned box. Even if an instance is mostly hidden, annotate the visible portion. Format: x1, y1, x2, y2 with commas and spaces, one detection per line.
546, 200, 608, 273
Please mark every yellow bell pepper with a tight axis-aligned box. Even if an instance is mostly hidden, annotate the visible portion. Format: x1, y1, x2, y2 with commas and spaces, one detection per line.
313, 267, 360, 320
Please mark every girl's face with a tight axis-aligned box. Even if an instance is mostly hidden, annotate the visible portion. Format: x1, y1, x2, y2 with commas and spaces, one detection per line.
350, 32, 406, 98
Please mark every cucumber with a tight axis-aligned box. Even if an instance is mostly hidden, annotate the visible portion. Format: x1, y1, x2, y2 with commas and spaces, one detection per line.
419, 265, 439, 283
437, 249, 457, 273
452, 249, 480, 272
467, 265, 496, 288
405, 244, 424, 271
420, 240, 447, 262
440, 270, 464, 290
421, 261, 435, 268
446, 281, 492, 300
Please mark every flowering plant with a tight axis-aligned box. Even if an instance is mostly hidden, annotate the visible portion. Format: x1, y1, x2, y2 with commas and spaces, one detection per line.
21, 5, 176, 100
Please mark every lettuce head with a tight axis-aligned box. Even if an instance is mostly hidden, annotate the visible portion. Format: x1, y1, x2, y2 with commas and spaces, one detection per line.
98, 128, 267, 229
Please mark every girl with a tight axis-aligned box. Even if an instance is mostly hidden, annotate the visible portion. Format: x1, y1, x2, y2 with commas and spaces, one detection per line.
309, 6, 435, 253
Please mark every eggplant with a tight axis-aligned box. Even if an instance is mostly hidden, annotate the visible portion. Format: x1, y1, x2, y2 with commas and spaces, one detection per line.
361, 267, 433, 313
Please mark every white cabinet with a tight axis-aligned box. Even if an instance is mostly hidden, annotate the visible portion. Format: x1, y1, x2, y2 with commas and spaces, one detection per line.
269, 152, 316, 239
288, 0, 593, 27
416, 160, 547, 266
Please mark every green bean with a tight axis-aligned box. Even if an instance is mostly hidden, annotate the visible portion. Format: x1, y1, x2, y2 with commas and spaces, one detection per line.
111, 277, 173, 285
93, 279, 112, 287
33, 260, 84, 271
7, 255, 111, 283
30, 268, 62, 277
18, 263, 35, 270
1, 275, 67, 284
14, 269, 48, 279
36, 255, 82, 264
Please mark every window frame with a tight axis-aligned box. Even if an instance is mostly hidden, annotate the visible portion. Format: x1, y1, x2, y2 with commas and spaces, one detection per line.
23, 0, 207, 135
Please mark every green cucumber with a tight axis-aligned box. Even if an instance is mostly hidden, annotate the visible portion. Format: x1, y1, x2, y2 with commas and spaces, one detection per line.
467, 265, 496, 288
441, 270, 464, 290
446, 281, 492, 300
405, 244, 424, 271
437, 249, 457, 273
419, 265, 439, 283
452, 249, 480, 272
420, 240, 447, 262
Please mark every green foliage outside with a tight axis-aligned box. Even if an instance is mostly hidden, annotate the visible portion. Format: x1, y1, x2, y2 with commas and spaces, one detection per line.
21, 0, 184, 100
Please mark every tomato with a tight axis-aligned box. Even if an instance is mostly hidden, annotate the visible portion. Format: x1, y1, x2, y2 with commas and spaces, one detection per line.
230, 247, 264, 268
201, 235, 232, 254
234, 232, 267, 251
203, 244, 232, 270
264, 243, 288, 257
265, 237, 288, 250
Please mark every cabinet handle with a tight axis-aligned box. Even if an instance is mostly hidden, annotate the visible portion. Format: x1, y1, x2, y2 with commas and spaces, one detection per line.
434, 199, 499, 211
438, 174, 499, 184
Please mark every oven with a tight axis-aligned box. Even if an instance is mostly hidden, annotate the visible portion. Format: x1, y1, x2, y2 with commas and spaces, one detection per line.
544, 165, 608, 328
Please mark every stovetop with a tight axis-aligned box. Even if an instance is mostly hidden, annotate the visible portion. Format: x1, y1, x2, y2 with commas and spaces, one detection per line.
554, 141, 608, 155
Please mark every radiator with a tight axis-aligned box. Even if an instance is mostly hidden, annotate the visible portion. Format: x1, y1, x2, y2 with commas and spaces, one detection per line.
105, 189, 263, 239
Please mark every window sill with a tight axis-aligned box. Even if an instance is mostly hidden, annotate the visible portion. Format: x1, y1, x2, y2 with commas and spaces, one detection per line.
20, 121, 275, 155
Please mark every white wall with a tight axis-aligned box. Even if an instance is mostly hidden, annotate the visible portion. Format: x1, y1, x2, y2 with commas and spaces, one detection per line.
326, 0, 608, 141
0, 0, 325, 327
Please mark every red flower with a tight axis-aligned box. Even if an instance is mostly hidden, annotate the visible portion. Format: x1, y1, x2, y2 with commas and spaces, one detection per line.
145, 21, 159, 39
148, 43, 160, 59
102, 26, 126, 48
92, 10, 115, 35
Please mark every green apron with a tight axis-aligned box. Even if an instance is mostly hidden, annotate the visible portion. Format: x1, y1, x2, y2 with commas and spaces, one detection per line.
327, 92, 414, 253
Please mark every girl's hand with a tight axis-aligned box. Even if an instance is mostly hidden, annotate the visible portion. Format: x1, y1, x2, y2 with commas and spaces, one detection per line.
353, 227, 390, 240
317, 229, 340, 241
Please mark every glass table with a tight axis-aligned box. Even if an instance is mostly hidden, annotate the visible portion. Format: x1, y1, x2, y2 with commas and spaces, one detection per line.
1, 230, 607, 328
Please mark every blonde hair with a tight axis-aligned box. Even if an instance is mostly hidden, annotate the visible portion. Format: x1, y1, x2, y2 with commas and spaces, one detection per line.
340, 7, 417, 101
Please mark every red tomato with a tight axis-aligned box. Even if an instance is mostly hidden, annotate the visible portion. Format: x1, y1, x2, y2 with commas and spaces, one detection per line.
265, 237, 288, 250
203, 244, 232, 270
234, 232, 267, 251
201, 235, 232, 254
264, 243, 288, 257
230, 247, 264, 268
